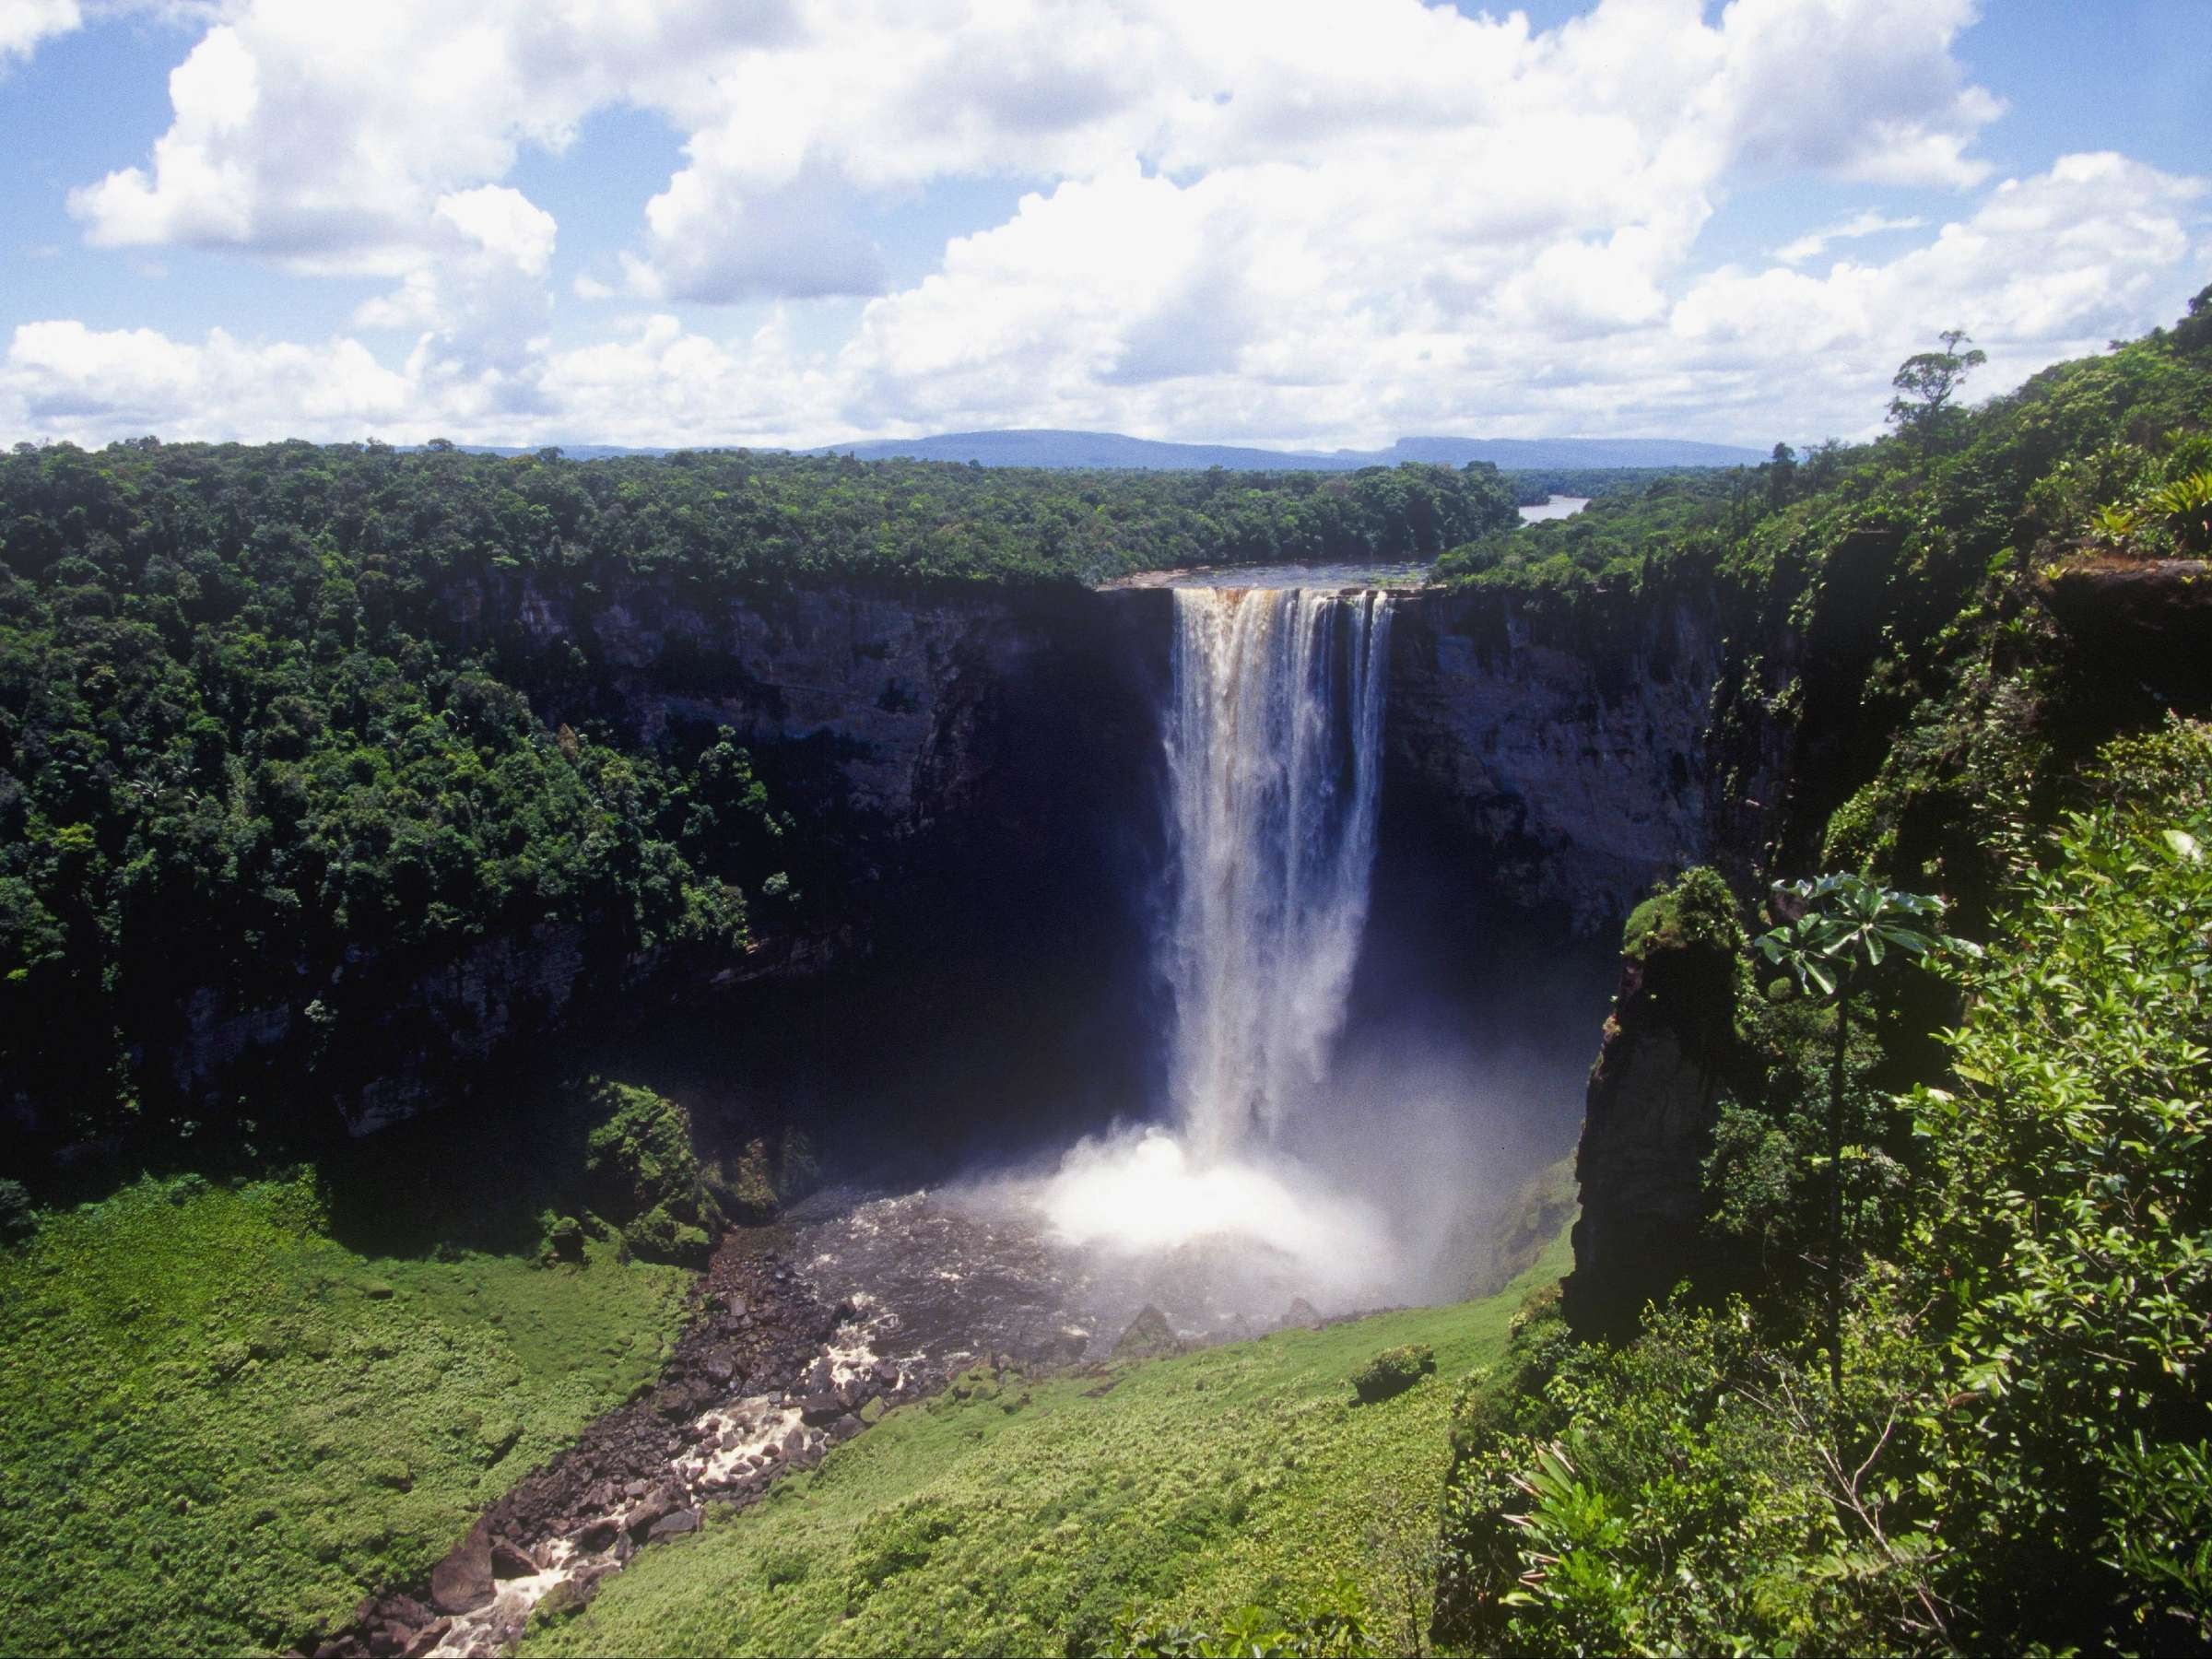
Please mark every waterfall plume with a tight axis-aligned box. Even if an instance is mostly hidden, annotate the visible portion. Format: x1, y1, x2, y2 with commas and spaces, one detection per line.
1020, 579, 1406, 1321
1162, 586, 1394, 1157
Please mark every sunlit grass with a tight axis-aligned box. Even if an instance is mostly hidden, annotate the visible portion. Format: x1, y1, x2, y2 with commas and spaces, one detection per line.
0, 1173, 689, 1656
524, 1225, 1573, 1658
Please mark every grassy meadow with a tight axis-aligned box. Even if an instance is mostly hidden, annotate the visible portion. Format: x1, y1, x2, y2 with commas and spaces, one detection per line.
523, 1226, 1574, 1657
0, 1172, 690, 1655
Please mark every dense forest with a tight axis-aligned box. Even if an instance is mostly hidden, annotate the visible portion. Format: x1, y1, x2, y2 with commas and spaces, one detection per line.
1425, 287, 2212, 1655
3, 287, 2210, 1657
0, 446, 1517, 1158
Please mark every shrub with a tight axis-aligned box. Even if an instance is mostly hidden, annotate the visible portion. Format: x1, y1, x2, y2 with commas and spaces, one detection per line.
1351, 1345, 1434, 1405
1112, 1604, 1372, 1657
0, 1180, 31, 1241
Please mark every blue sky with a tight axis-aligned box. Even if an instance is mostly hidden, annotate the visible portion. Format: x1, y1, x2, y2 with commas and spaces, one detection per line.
0, 0, 2205, 450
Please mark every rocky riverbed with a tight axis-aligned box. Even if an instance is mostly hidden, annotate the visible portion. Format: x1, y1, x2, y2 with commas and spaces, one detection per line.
304, 1184, 1344, 1659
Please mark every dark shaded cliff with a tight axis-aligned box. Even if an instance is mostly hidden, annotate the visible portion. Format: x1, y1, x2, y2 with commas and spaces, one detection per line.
1385, 584, 1726, 932
68, 578, 1171, 1158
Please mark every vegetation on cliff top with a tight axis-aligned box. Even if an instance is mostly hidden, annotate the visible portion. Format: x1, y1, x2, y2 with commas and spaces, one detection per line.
1430, 287, 2212, 1654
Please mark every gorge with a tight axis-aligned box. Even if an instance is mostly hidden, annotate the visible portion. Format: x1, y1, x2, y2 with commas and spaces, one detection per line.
7, 296, 2212, 1657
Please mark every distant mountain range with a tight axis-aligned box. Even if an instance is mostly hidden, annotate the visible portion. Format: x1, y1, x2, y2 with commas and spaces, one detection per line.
803, 429, 1769, 471
442, 429, 1768, 471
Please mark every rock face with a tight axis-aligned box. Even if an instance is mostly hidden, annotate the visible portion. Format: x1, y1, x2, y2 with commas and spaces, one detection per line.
1386, 586, 1725, 933
2038, 557, 2212, 706
141, 576, 1167, 1144
465, 574, 1167, 854
428, 1519, 495, 1615
1111, 1305, 1183, 1360
1561, 871, 1750, 1340
132, 561, 1818, 1147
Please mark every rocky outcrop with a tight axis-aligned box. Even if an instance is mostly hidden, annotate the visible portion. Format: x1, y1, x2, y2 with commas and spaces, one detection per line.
1561, 869, 1749, 1340
1387, 586, 1724, 932
2038, 556, 2212, 705
1111, 1305, 1183, 1360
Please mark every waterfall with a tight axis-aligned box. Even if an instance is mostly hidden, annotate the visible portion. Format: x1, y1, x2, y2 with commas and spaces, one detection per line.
1161, 585, 1394, 1159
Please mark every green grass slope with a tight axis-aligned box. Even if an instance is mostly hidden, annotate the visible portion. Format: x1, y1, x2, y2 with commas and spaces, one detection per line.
524, 1226, 1574, 1659
0, 1172, 690, 1656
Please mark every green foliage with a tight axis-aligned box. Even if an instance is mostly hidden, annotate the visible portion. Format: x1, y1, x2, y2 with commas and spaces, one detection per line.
0, 441, 1514, 1155
0, 1171, 688, 1655
1434, 468, 1756, 602
1888, 329, 1989, 454
1755, 873, 1946, 1000
1111, 1602, 1373, 1657
1621, 865, 1743, 961
0, 1180, 31, 1241
1351, 1345, 1436, 1404
1901, 717, 2212, 1649
581, 1078, 727, 1264
2144, 467, 2212, 553
1443, 722, 2212, 1655
1441, 1288, 1957, 1656
517, 1230, 1572, 1659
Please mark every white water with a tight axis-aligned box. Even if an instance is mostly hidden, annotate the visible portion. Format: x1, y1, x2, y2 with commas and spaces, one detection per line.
1031, 584, 1401, 1313
1162, 586, 1394, 1156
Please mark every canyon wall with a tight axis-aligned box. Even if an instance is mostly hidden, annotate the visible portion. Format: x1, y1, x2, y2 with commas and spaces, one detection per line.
167, 578, 1170, 1141
1385, 584, 1735, 933
164, 570, 1772, 1146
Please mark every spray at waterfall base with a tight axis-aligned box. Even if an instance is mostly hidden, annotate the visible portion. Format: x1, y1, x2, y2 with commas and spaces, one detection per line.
1018, 584, 1458, 1329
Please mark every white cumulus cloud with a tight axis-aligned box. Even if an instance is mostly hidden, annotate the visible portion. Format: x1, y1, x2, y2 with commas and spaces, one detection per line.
0, 0, 80, 65
6, 3, 2206, 452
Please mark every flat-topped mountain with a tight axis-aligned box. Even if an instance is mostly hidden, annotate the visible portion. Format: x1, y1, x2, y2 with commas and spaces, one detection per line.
806, 428, 1768, 470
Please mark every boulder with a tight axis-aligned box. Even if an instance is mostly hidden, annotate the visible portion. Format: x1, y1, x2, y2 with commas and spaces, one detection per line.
623, 1486, 678, 1538
797, 1391, 846, 1425
428, 1519, 495, 1615
400, 1621, 450, 1659
571, 1515, 619, 1553
647, 1507, 700, 1541
489, 1538, 537, 1580
531, 1579, 594, 1625
1282, 1297, 1323, 1330
1110, 1305, 1183, 1361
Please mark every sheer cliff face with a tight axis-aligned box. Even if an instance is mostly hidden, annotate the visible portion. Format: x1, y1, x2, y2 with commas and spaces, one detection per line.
1386, 588, 1725, 933
166, 579, 1169, 1143
164, 573, 1745, 1143
498, 580, 1083, 836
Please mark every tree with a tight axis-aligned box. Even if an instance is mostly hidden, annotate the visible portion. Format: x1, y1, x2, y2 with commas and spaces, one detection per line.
1766, 441, 1798, 511
1887, 328, 1987, 456
1755, 874, 1945, 1387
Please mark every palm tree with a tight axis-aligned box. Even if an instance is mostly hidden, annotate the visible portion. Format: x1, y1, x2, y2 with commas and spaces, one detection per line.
1756, 874, 1945, 1390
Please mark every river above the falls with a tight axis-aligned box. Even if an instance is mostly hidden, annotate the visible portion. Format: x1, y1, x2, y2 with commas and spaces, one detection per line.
1102, 559, 1436, 589
1516, 494, 1590, 522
